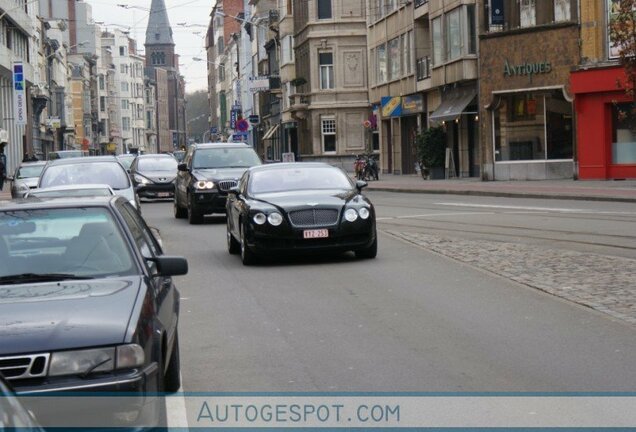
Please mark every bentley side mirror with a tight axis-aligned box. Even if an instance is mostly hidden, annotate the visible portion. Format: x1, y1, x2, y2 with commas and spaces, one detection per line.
356, 180, 368, 190
177, 163, 188, 172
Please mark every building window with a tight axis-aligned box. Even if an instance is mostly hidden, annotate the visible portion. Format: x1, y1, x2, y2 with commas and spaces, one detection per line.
612, 103, 636, 164
376, 43, 387, 84
122, 117, 131, 131
99, 75, 105, 90
121, 82, 129, 92
520, 0, 536, 27
432, 6, 476, 66
282, 35, 294, 65
317, 0, 332, 19
402, 32, 412, 76
100, 96, 106, 112
493, 90, 573, 162
218, 64, 225, 81
554, 0, 570, 21
321, 117, 336, 153
122, 99, 129, 110
119, 46, 126, 56
388, 37, 400, 80
319, 52, 334, 89
217, 36, 224, 55
445, 8, 462, 60
432, 17, 442, 65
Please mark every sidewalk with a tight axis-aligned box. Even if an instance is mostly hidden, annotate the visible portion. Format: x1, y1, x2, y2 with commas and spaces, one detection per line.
366, 175, 636, 203
1, 177, 635, 203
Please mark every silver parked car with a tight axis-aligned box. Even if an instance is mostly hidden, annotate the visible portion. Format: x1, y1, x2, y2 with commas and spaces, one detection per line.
37, 156, 141, 209
9, 161, 46, 198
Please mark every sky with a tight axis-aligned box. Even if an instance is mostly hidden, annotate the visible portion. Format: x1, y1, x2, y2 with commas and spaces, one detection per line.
85, 0, 215, 92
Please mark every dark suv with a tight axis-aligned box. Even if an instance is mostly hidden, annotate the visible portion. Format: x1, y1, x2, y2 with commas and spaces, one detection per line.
174, 143, 262, 224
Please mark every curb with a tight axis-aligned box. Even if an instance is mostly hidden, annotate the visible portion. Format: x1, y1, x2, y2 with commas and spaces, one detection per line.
366, 187, 636, 203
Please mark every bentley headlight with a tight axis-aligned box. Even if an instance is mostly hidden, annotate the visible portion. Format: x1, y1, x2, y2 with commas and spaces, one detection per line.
49, 344, 145, 377
253, 212, 267, 225
134, 174, 150, 185
344, 208, 358, 222
358, 207, 370, 220
268, 212, 283, 226
195, 180, 215, 190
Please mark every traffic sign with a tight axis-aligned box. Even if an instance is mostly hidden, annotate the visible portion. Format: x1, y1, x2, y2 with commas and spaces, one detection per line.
248, 115, 260, 125
236, 119, 249, 132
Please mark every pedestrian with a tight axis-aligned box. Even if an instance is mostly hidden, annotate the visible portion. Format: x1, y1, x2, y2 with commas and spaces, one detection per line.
29, 154, 38, 161
23, 153, 30, 162
0, 158, 5, 191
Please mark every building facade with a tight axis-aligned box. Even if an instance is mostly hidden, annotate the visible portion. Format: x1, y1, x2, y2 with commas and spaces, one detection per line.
478, 0, 578, 180
570, 0, 636, 179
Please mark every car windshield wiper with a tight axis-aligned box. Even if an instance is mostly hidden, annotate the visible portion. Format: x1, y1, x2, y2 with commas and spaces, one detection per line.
0, 273, 95, 284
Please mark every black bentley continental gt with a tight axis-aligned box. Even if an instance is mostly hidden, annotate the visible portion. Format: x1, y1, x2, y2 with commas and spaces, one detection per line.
226, 163, 377, 265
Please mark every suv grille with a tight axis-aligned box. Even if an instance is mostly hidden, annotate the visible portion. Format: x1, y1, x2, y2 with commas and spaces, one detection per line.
218, 180, 238, 192
289, 209, 339, 228
0, 353, 50, 380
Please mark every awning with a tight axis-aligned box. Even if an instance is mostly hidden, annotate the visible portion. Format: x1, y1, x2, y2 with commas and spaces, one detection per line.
429, 87, 477, 123
262, 124, 280, 140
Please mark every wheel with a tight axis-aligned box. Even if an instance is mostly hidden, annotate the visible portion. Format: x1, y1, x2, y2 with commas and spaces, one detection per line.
240, 223, 257, 265
164, 332, 181, 393
355, 235, 377, 259
187, 195, 204, 225
174, 193, 187, 219
227, 220, 240, 255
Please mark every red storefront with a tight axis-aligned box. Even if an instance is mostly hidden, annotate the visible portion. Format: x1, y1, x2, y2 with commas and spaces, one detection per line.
571, 66, 636, 179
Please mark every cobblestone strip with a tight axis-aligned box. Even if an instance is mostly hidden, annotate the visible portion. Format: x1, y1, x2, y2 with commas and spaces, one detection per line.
387, 231, 636, 326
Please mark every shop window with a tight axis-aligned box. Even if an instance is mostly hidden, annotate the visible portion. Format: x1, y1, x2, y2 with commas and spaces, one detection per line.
493, 90, 573, 162
321, 117, 336, 153
554, 0, 570, 21
372, 131, 380, 152
486, 0, 577, 32
520, 0, 536, 27
612, 103, 636, 164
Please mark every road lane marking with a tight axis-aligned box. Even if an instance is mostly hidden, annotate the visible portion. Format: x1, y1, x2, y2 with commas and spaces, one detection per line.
377, 211, 496, 221
435, 202, 636, 215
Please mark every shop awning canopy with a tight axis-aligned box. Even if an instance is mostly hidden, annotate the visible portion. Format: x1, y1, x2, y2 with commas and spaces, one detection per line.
262, 124, 279, 140
429, 87, 477, 123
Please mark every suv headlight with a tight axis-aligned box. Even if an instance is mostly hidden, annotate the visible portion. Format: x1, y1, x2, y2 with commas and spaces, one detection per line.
134, 174, 150, 185
49, 344, 145, 377
195, 180, 215, 190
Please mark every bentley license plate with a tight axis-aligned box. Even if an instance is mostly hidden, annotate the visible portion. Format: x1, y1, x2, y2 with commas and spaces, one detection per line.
157, 192, 171, 197
303, 229, 329, 239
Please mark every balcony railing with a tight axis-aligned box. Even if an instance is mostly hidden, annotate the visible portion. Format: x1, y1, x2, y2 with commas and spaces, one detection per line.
416, 56, 431, 81
415, 0, 428, 8
288, 93, 309, 109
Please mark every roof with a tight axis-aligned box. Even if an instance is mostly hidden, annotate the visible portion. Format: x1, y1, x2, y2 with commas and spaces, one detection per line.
194, 143, 252, 149
46, 156, 118, 166
0, 195, 122, 211
145, 0, 174, 46
135, 153, 175, 159
18, 161, 47, 167
248, 162, 334, 172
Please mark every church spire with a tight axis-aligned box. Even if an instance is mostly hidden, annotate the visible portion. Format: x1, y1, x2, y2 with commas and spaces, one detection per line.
145, 0, 174, 46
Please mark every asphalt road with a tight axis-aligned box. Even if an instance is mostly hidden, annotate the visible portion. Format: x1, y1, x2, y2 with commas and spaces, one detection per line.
141, 193, 636, 396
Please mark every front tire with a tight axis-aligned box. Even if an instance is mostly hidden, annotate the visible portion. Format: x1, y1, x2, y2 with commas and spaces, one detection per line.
227, 221, 240, 255
240, 223, 257, 265
174, 192, 187, 219
188, 195, 204, 225
164, 332, 181, 393
355, 235, 377, 259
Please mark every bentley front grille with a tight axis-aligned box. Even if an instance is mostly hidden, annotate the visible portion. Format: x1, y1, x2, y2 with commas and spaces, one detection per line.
288, 209, 339, 228
0, 353, 50, 380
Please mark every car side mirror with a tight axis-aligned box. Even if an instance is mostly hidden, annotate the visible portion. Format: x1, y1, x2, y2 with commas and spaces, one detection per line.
6, 176, 13, 181
227, 186, 240, 196
356, 180, 368, 190
150, 256, 188, 277
177, 163, 188, 172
